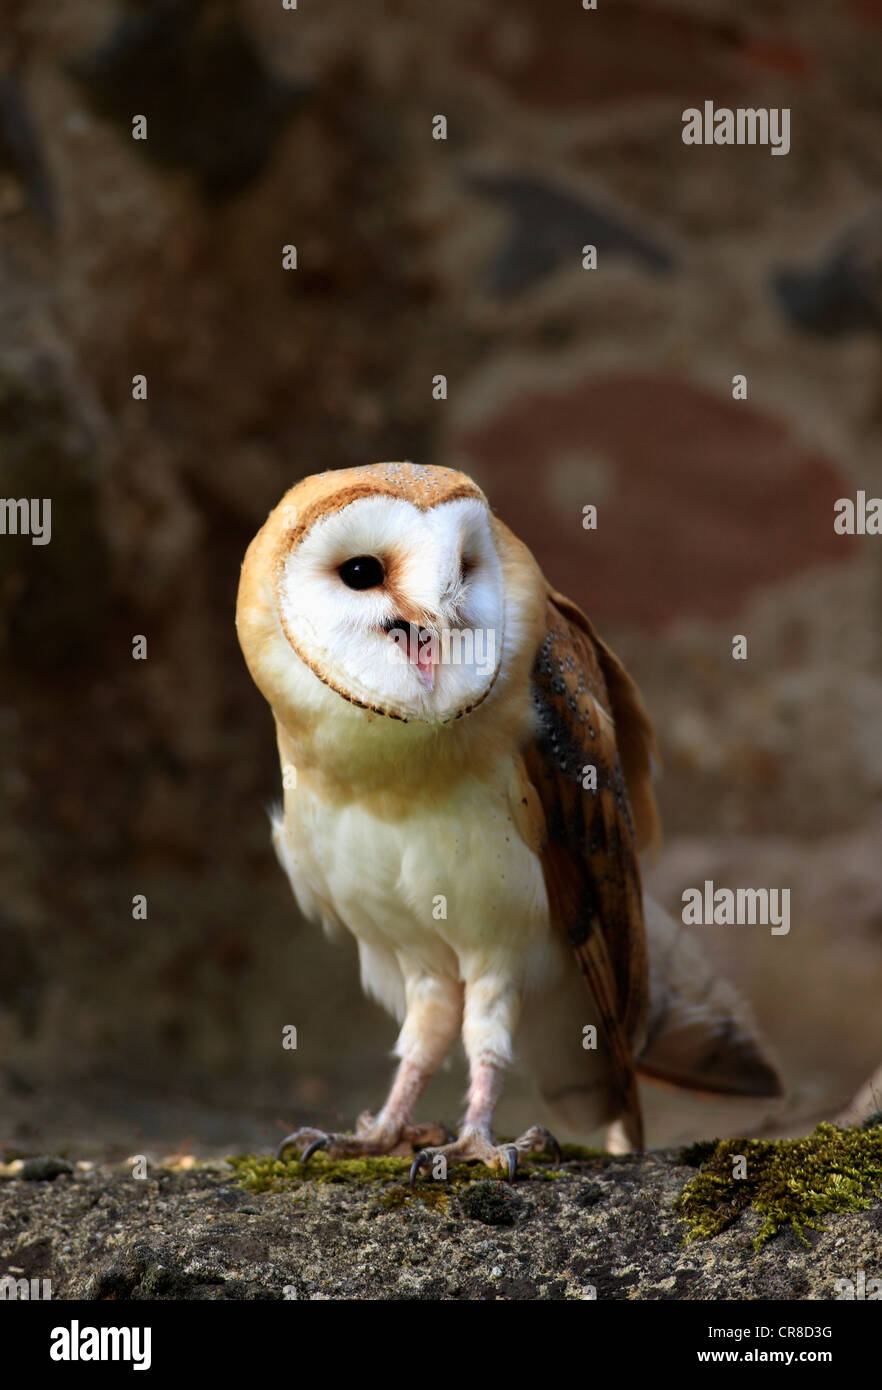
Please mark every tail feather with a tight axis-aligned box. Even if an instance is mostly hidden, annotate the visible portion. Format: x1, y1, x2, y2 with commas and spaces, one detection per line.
637, 896, 784, 1100
518, 895, 783, 1149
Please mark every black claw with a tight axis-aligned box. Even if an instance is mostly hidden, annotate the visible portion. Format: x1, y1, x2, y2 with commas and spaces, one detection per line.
546, 1131, 562, 1166
506, 1145, 518, 1183
409, 1150, 430, 1188
275, 1132, 301, 1161
301, 1136, 329, 1164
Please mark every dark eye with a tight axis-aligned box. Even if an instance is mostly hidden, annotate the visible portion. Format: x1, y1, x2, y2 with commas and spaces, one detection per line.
338, 555, 385, 590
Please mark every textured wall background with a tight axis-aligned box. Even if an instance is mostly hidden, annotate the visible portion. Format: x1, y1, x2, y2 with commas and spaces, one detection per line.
1, 0, 881, 1161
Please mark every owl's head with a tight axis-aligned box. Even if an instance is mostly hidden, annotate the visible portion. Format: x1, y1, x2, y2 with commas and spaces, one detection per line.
237, 463, 507, 725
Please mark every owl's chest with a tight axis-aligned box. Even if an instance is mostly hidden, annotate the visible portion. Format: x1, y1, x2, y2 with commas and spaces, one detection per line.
276, 768, 550, 967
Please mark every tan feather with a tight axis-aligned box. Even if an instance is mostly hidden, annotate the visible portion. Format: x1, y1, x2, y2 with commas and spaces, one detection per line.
520, 589, 656, 1148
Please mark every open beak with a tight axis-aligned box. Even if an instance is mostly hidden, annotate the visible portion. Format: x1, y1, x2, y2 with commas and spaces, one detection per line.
381, 618, 438, 691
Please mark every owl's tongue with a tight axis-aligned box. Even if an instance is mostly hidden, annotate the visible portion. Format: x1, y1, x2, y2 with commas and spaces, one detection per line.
415, 631, 436, 691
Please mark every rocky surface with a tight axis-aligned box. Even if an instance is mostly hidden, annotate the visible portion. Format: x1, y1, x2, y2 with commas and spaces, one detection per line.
1, 1149, 879, 1301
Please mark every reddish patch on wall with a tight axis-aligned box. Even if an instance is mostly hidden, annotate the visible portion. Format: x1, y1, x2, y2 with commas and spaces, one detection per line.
850, 0, 882, 26
453, 373, 857, 629
737, 39, 816, 80
459, 1, 742, 112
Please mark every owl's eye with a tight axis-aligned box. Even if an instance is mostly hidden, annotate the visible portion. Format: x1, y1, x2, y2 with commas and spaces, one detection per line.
338, 555, 385, 590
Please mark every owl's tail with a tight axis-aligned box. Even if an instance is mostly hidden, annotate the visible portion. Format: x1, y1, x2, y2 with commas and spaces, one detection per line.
518, 894, 783, 1150
635, 894, 784, 1102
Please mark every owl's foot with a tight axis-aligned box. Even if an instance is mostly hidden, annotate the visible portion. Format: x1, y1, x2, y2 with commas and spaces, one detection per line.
275, 1113, 453, 1162
409, 1123, 561, 1186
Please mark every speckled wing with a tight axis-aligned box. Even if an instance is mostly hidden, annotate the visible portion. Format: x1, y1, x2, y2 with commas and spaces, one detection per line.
521, 588, 659, 1149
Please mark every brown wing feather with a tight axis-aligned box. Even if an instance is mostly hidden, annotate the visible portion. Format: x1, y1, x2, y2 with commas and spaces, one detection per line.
546, 588, 661, 856
522, 589, 659, 1148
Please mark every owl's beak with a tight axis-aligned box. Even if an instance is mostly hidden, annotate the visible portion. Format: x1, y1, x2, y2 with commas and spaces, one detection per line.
380, 616, 438, 691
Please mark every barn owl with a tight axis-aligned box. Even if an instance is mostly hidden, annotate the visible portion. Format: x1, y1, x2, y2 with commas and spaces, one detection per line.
236, 462, 781, 1180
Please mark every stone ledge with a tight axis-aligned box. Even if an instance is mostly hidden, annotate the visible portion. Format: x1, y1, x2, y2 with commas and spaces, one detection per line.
1, 1144, 878, 1301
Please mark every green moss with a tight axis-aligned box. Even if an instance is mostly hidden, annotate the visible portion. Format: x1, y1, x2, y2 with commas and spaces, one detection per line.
228, 1151, 489, 1213
676, 1123, 882, 1251
458, 1179, 521, 1226
228, 1152, 414, 1193
377, 1184, 451, 1214
679, 1140, 720, 1168
228, 1140, 597, 1200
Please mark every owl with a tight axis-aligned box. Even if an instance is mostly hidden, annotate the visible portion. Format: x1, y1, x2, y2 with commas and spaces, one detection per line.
236, 462, 781, 1181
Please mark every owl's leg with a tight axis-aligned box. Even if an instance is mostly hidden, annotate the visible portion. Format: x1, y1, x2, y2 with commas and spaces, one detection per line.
276, 975, 462, 1161
409, 976, 560, 1184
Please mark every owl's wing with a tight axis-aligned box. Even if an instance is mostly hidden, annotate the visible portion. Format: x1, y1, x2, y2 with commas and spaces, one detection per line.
521, 587, 659, 1149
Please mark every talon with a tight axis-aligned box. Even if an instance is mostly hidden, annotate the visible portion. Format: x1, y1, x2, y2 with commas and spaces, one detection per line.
275, 1131, 302, 1161
506, 1145, 518, 1183
409, 1150, 430, 1188
301, 1136, 329, 1164
543, 1129, 562, 1165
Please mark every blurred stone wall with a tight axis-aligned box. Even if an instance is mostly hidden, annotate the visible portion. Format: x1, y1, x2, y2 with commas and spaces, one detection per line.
1, 0, 881, 1156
